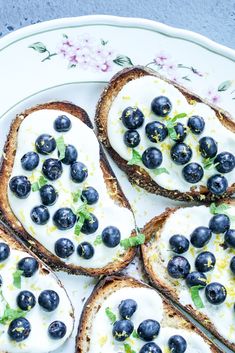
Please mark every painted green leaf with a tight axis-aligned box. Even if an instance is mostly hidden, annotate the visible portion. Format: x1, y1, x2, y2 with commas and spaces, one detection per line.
101, 39, 108, 46
113, 55, 134, 67
218, 80, 233, 92
29, 42, 47, 53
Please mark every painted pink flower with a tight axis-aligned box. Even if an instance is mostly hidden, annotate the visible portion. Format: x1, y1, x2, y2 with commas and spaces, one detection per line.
153, 51, 170, 67
206, 89, 222, 104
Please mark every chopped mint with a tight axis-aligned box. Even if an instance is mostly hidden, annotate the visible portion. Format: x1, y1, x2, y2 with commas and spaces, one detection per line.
190, 285, 204, 309
72, 189, 82, 203
105, 307, 116, 324
127, 149, 142, 166
94, 235, 102, 246
12, 270, 23, 289
202, 157, 219, 170
210, 203, 230, 215
153, 167, 169, 176
166, 112, 187, 140
132, 329, 139, 339
74, 202, 92, 236
0, 303, 27, 324
56, 135, 66, 160
124, 343, 136, 353
32, 175, 48, 192
120, 233, 145, 249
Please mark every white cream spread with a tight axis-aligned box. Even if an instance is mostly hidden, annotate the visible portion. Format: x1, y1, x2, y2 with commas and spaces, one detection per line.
107, 75, 235, 192
149, 205, 235, 344
0, 239, 74, 353
88, 287, 212, 353
8, 109, 135, 268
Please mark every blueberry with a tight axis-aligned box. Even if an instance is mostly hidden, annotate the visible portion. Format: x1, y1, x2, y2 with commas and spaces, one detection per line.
21, 152, 39, 171
18, 257, 39, 277
0, 243, 10, 262
112, 319, 134, 341
81, 213, 99, 234
121, 107, 144, 130
137, 319, 160, 341
9, 176, 31, 198
205, 282, 227, 304
77, 242, 94, 259
8, 318, 31, 342
195, 251, 216, 272
230, 256, 235, 274
172, 122, 187, 142
142, 147, 162, 169
207, 174, 228, 195
35, 134, 56, 155
38, 290, 59, 312
167, 256, 190, 278
17, 290, 36, 311
101, 226, 121, 248
224, 229, 235, 248
53, 208, 76, 230
199, 136, 217, 158
42, 158, 63, 181
59, 144, 78, 165
151, 96, 172, 117
119, 299, 137, 319
124, 130, 140, 148
145, 121, 168, 143
48, 321, 67, 339
81, 187, 99, 205
209, 214, 230, 234
214, 152, 235, 174
30, 205, 50, 225
55, 238, 75, 258
70, 161, 88, 183
187, 115, 205, 134
168, 335, 187, 353
186, 271, 207, 288
54, 115, 71, 132
182, 163, 204, 183
139, 342, 162, 353
40, 184, 58, 206
190, 226, 212, 248
0, 275, 2, 286
169, 235, 189, 254
170, 143, 192, 165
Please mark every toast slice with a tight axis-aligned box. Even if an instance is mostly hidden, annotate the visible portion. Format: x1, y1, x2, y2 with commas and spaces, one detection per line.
76, 275, 222, 353
141, 201, 235, 351
96, 66, 235, 202
0, 102, 136, 276
0, 222, 74, 353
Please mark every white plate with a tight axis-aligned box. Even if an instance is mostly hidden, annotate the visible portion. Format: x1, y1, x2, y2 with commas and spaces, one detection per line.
0, 15, 234, 353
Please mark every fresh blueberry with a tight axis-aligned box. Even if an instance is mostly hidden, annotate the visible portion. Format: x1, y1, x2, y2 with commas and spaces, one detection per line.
81, 187, 99, 205
209, 214, 230, 234
77, 242, 94, 259
137, 319, 160, 341
170, 143, 192, 165
168, 335, 187, 353
54, 115, 71, 132
112, 319, 134, 341
230, 256, 235, 274
224, 229, 235, 248
0, 243, 10, 262
0, 275, 2, 286
123, 130, 140, 148
8, 318, 31, 342
190, 226, 212, 248
59, 144, 78, 165
207, 174, 228, 195
101, 226, 121, 248
35, 134, 56, 155
169, 235, 189, 254
205, 282, 227, 304
172, 122, 187, 142
17, 290, 36, 311
145, 121, 168, 143
70, 161, 88, 183
142, 147, 162, 169
139, 342, 162, 353
182, 163, 204, 183
81, 213, 99, 234
167, 256, 190, 279
9, 176, 31, 198
151, 96, 172, 117
42, 158, 63, 181
199, 136, 217, 158
214, 152, 235, 174
54, 238, 75, 258
40, 184, 58, 206
21, 152, 39, 171
30, 205, 50, 225
53, 208, 76, 230
187, 115, 205, 134
38, 290, 59, 312
121, 107, 144, 130
48, 321, 67, 339
195, 251, 216, 272
119, 299, 137, 319
18, 257, 39, 277
186, 271, 207, 288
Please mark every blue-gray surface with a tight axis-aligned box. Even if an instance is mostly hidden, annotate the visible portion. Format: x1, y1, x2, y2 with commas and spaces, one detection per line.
0, 0, 235, 50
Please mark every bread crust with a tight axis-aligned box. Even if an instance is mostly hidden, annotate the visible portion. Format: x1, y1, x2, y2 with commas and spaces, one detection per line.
0, 101, 136, 276
95, 66, 235, 203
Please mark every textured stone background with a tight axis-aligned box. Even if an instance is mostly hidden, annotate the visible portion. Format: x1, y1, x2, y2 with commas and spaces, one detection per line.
0, 0, 235, 49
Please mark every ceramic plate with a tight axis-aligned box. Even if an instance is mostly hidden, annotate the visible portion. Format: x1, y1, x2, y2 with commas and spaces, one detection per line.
0, 15, 234, 353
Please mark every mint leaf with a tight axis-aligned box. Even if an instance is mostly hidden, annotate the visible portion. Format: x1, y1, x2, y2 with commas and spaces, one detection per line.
166, 112, 187, 140
209, 203, 230, 215
72, 190, 82, 203
132, 329, 139, 338
171, 112, 187, 123
120, 233, 145, 249
74, 213, 86, 236
202, 157, 219, 170
94, 235, 102, 246
32, 175, 48, 192
190, 286, 204, 309
127, 149, 142, 166
0, 304, 27, 324
124, 343, 136, 353
105, 307, 116, 324
56, 136, 66, 160
153, 167, 169, 175
167, 126, 177, 140
13, 270, 23, 289
74, 202, 92, 236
